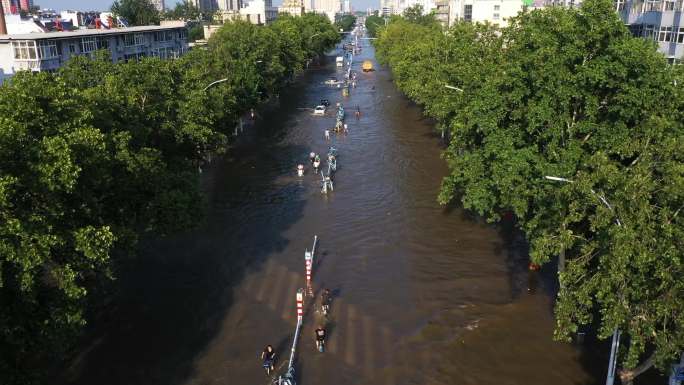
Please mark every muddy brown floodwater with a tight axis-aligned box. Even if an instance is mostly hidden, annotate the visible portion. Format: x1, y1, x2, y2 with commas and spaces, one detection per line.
61, 35, 609, 385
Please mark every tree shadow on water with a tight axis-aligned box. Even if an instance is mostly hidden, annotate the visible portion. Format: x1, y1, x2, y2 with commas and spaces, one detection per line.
58, 79, 315, 385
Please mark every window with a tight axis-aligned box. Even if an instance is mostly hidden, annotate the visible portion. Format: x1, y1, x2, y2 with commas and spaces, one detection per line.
69, 42, 77, 53
152, 47, 178, 59
179, 29, 187, 39
493, 12, 500, 19
134, 33, 145, 45
155, 31, 174, 42
494, 4, 500, 10
12, 41, 38, 60
678, 27, 684, 43
464, 4, 472, 21
614, 0, 625, 10
38, 41, 58, 59
645, 0, 661, 11
123, 33, 144, 46
124, 52, 146, 62
645, 24, 655, 40
96, 37, 109, 50
80, 37, 97, 53
665, 0, 675, 9
659, 25, 673, 41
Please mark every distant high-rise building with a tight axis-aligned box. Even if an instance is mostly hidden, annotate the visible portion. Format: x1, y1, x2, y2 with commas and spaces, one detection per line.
1, 0, 18, 14
19, 0, 31, 11
281, 0, 305, 15
149, 0, 165, 11
218, 0, 242, 10
191, 0, 219, 12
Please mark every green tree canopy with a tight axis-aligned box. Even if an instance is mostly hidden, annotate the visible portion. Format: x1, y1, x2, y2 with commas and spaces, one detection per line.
0, 14, 340, 385
335, 14, 356, 32
376, 0, 684, 382
163, 0, 201, 20
111, 0, 160, 26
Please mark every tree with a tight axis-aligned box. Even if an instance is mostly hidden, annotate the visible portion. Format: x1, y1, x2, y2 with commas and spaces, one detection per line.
376, 0, 684, 382
0, 15, 341, 384
402, 4, 436, 26
364, 14, 384, 37
111, 0, 160, 26
163, 0, 200, 21
335, 14, 356, 32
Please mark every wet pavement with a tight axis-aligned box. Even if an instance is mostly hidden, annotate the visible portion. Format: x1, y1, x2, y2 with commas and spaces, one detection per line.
61, 33, 606, 385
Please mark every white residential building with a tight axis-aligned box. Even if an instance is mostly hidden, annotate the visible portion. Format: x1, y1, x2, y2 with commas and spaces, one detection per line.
191, 0, 219, 13
150, 0, 166, 11
280, 0, 305, 15
0, 24, 188, 83
447, 0, 524, 27
618, 0, 684, 62
239, 0, 277, 24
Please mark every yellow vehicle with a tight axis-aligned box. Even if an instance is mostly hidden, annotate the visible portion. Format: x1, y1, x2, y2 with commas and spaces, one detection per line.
362, 60, 374, 72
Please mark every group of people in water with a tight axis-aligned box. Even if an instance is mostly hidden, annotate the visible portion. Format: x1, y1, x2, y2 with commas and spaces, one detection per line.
260, 288, 333, 374
266, 44, 364, 377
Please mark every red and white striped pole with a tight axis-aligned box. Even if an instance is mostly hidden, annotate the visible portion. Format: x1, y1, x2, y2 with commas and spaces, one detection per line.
305, 252, 313, 293
296, 288, 303, 322
304, 235, 317, 297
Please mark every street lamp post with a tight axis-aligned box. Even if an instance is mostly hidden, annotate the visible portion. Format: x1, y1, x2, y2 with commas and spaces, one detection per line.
544, 175, 622, 385
444, 83, 464, 92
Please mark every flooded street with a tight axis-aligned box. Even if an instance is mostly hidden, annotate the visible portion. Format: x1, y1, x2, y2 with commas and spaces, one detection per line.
62, 36, 604, 385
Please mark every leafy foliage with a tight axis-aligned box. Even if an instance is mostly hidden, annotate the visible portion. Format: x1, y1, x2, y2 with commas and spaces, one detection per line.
365, 14, 384, 37
110, 0, 161, 26
376, 0, 684, 381
335, 14, 356, 32
163, 0, 201, 21
0, 14, 339, 385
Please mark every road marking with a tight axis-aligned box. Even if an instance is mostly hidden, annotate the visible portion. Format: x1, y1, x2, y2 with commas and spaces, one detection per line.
345, 305, 357, 366
281, 272, 300, 323
382, 326, 395, 385
268, 265, 289, 311
255, 260, 276, 302
328, 302, 341, 354
363, 314, 375, 377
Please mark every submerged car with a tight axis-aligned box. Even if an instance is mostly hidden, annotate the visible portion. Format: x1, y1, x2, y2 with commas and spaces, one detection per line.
320, 99, 330, 107
313, 105, 327, 115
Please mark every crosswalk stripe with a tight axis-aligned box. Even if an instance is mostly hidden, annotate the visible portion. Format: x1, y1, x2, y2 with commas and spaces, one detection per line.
281, 272, 300, 323
362, 314, 375, 377
345, 305, 357, 366
255, 260, 276, 302
382, 326, 395, 385
267, 265, 289, 311
328, 302, 341, 354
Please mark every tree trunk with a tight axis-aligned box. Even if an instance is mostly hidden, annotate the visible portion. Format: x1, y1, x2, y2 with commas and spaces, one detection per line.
618, 351, 656, 385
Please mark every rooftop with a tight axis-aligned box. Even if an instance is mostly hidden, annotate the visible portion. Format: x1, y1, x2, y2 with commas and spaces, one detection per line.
0, 23, 187, 41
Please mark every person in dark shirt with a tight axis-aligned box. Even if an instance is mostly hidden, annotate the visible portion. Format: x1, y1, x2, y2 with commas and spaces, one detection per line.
315, 326, 326, 351
261, 345, 275, 371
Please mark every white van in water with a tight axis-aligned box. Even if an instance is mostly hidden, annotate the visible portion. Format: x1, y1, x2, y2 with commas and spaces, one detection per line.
336, 56, 344, 67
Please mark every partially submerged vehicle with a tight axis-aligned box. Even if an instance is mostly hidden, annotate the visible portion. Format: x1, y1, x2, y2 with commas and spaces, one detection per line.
313, 105, 326, 115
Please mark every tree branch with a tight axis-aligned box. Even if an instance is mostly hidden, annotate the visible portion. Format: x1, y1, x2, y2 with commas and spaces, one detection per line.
618, 351, 656, 385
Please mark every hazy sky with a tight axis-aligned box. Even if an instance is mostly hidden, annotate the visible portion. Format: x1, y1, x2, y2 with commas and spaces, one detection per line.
37, 0, 375, 12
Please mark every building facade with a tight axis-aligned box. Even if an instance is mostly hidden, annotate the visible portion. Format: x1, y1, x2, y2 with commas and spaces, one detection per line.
239, 0, 277, 24
447, 0, 524, 27
618, 0, 684, 61
281, 0, 306, 15
0, 24, 188, 82
191, 0, 219, 13
149, 0, 166, 12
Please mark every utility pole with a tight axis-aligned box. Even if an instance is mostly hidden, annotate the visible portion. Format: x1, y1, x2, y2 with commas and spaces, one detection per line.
0, 1, 8, 36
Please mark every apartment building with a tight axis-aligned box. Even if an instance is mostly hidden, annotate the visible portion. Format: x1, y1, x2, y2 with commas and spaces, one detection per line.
240, 0, 278, 24
0, 24, 188, 82
448, 0, 525, 27
618, 0, 684, 61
